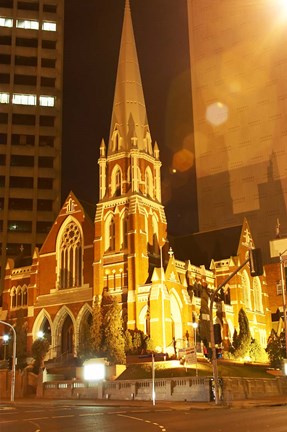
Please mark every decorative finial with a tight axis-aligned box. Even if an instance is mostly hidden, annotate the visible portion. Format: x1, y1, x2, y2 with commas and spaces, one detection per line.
168, 247, 174, 258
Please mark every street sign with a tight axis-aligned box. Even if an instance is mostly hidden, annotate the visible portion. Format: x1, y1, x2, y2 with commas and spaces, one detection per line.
185, 347, 197, 365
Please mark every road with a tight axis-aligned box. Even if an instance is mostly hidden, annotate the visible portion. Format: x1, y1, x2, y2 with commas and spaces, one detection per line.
1, 402, 287, 432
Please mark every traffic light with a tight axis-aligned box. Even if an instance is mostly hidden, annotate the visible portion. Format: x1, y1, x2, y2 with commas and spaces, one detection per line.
249, 248, 263, 277
8, 356, 12, 370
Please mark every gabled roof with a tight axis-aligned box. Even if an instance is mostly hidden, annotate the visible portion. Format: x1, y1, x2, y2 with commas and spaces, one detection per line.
170, 224, 243, 268
165, 252, 181, 285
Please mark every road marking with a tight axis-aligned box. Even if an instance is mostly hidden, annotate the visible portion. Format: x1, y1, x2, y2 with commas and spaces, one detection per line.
0, 420, 16, 424
118, 414, 144, 421
24, 417, 49, 421
117, 414, 167, 431
79, 412, 104, 417
51, 415, 75, 419
26, 419, 42, 431
25, 410, 46, 413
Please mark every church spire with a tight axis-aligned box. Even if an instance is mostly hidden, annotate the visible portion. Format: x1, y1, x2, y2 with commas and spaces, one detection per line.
108, 0, 150, 154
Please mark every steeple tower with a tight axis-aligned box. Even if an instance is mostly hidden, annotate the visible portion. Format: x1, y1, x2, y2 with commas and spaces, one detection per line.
94, 0, 167, 332
109, 0, 150, 154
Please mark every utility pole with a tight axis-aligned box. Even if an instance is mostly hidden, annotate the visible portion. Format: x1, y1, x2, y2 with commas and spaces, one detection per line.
210, 256, 250, 405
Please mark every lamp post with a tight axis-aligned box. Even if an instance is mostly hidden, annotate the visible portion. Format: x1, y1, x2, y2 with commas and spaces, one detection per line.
191, 322, 198, 376
152, 353, 155, 406
3, 334, 9, 360
0, 320, 17, 402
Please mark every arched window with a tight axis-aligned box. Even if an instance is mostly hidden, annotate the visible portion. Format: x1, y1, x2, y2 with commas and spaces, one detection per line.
253, 277, 263, 313
22, 287, 28, 306
105, 213, 117, 252
115, 169, 121, 196
111, 130, 120, 152
59, 221, 82, 289
242, 270, 251, 309
111, 166, 122, 196
152, 214, 159, 254
11, 287, 16, 309
109, 218, 116, 251
145, 168, 153, 198
17, 287, 22, 307
121, 214, 128, 249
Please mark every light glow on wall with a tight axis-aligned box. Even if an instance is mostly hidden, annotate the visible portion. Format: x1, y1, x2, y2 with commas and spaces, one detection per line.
83, 359, 105, 381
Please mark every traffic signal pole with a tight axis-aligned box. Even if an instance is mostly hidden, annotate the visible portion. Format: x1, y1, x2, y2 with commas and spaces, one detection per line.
210, 256, 250, 405
279, 251, 287, 358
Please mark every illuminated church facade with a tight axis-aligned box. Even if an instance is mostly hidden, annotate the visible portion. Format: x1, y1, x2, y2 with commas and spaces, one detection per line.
1, 1, 272, 361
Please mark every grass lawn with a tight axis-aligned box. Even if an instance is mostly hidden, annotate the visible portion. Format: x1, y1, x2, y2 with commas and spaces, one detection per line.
117, 359, 274, 380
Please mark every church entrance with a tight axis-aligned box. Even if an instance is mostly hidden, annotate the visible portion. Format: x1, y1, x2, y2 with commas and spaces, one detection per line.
61, 315, 74, 357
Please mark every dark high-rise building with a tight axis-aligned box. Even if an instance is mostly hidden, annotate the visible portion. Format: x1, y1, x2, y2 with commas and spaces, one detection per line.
0, 0, 63, 290
187, 0, 287, 263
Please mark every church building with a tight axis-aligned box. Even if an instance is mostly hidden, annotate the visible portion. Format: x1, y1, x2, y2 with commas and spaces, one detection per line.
0, 1, 272, 362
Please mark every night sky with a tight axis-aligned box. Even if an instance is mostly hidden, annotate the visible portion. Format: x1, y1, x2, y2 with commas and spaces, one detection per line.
62, 0, 198, 236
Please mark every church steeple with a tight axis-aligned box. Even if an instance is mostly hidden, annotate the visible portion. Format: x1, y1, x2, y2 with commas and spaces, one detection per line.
108, 0, 150, 154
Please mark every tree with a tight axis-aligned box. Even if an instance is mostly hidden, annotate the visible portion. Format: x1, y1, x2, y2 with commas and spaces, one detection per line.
14, 309, 28, 370
102, 298, 126, 365
90, 298, 103, 356
266, 330, 285, 368
78, 317, 93, 360
31, 337, 50, 374
124, 329, 154, 354
124, 329, 133, 354
231, 308, 251, 359
249, 338, 268, 363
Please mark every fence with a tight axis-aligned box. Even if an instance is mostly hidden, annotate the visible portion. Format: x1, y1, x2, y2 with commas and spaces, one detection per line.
40, 376, 211, 401
1, 369, 287, 403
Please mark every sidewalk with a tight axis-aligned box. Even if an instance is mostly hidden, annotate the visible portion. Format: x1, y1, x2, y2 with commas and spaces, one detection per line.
2, 395, 287, 410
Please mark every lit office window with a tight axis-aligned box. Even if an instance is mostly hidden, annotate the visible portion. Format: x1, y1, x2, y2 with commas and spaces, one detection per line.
16, 19, 39, 30
0, 93, 9, 103
39, 95, 55, 107
42, 21, 56, 31
12, 94, 36, 106
0, 17, 13, 27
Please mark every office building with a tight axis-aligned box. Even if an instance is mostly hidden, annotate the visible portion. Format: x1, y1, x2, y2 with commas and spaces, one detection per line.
0, 0, 63, 290
187, 0, 287, 263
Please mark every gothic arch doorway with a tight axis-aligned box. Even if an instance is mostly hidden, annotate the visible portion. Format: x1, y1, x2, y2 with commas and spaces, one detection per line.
41, 317, 51, 345
61, 315, 74, 356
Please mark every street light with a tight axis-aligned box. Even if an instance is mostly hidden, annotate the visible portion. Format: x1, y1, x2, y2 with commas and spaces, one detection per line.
191, 322, 198, 376
3, 334, 9, 360
0, 320, 17, 402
